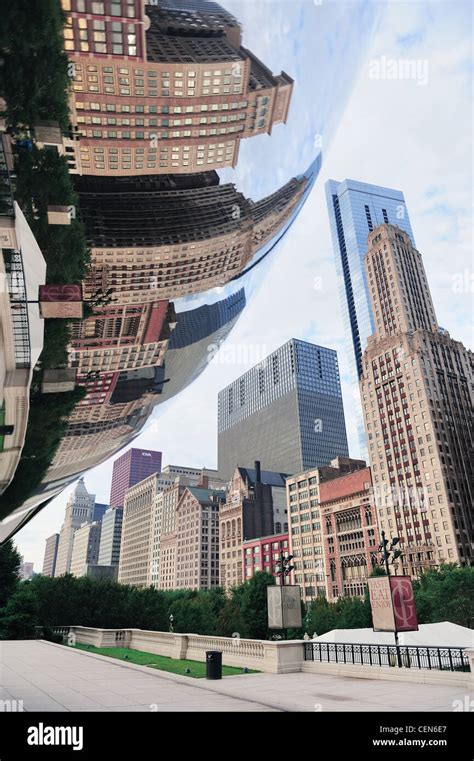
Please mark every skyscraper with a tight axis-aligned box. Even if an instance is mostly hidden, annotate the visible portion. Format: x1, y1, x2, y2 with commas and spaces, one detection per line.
109, 447, 162, 508
219, 463, 287, 590
175, 487, 225, 590
218, 338, 349, 480
54, 478, 95, 576
92, 502, 109, 523
42, 534, 60, 577
325, 179, 415, 380
97, 506, 123, 567
360, 224, 473, 575
285, 456, 367, 603
70, 521, 102, 577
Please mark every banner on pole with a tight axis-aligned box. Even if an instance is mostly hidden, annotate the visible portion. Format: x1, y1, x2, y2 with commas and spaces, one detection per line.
368, 576, 396, 632
267, 585, 302, 629
368, 575, 418, 632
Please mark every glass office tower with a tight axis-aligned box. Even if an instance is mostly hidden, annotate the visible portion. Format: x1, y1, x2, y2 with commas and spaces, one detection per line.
325, 179, 415, 378
325, 179, 415, 455
217, 339, 349, 480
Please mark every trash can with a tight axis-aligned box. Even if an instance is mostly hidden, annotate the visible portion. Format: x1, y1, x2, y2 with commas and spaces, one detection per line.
206, 650, 222, 680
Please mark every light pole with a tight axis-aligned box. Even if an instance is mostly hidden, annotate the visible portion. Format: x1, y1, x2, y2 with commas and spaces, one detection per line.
169, 614, 174, 633
273, 551, 295, 640
377, 530, 403, 666
274, 551, 295, 587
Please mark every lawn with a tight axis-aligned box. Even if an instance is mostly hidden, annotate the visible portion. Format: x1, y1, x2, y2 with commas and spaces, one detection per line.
69, 644, 258, 679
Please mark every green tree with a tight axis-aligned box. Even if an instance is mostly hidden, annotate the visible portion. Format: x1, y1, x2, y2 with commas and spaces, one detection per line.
0, 540, 22, 609
0, 583, 40, 639
238, 572, 275, 639
125, 586, 168, 631
413, 565, 474, 628
169, 593, 215, 635
216, 596, 245, 638
305, 596, 338, 637
335, 596, 371, 630
0, 0, 70, 129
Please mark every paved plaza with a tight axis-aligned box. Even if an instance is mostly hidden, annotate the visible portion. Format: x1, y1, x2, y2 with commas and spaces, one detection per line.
0, 641, 470, 712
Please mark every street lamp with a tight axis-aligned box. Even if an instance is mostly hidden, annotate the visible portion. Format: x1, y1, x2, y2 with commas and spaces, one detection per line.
169, 614, 174, 633
274, 551, 295, 586
377, 531, 403, 573
376, 530, 403, 664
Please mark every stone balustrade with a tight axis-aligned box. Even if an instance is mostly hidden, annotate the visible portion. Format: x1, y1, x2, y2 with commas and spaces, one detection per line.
54, 627, 473, 684
64, 626, 305, 673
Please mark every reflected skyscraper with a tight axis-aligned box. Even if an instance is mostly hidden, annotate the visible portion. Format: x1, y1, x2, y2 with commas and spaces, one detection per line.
45, 288, 246, 483
76, 170, 309, 302
62, 0, 293, 176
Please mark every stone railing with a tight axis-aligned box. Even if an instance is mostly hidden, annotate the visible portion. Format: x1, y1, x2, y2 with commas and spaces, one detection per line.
54, 626, 304, 673
41, 627, 474, 683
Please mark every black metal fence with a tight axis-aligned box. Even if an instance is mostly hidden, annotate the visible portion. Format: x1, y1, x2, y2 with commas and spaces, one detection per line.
0, 140, 14, 217
3, 250, 31, 369
304, 641, 470, 672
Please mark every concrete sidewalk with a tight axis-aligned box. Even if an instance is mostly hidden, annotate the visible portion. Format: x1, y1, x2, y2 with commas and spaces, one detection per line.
0, 641, 470, 712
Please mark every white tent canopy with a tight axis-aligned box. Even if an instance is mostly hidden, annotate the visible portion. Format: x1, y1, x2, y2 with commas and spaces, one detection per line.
313, 622, 473, 648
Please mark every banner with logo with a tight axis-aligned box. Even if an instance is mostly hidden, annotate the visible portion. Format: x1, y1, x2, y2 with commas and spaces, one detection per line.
389, 575, 418, 632
368, 575, 418, 632
39, 284, 83, 318
368, 576, 396, 632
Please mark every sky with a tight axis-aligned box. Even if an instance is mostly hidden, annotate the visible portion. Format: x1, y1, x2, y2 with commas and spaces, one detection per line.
14, 0, 473, 569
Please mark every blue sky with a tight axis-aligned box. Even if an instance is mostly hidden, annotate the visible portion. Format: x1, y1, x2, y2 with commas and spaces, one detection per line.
15, 0, 473, 568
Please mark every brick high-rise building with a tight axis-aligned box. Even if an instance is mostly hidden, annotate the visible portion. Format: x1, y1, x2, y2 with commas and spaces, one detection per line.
242, 533, 289, 583
320, 466, 378, 601
360, 224, 473, 575
76, 171, 309, 304
110, 447, 162, 508
218, 339, 349, 480
155, 466, 225, 588
117, 465, 223, 587
175, 487, 225, 590
286, 457, 367, 603
219, 462, 287, 590
61, 0, 293, 175
42, 533, 60, 577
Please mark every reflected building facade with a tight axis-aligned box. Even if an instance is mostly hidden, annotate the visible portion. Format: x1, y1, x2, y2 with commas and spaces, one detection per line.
61, 0, 293, 175
45, 287, 246, 482
76, 171, 309, 302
